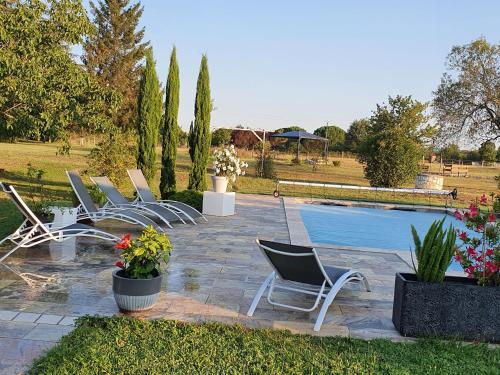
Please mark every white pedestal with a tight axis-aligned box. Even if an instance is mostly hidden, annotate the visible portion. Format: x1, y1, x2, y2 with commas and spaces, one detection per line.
202, 191, 235, 216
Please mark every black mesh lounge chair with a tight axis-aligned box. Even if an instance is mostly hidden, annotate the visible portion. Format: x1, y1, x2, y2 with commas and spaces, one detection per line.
0, 183, 119, 264
247, 239, 371, 331
66, 171, 165, 232
90, 176, 184, 226
127, 169, 207, 225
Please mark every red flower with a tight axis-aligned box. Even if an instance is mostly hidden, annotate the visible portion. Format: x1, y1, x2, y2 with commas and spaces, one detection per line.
464, 211, 470, 219
454, 210, 463, 221
115, 261, 125, 268
454, 253, 463, 262
469, 204, 478, 218
476, 224, 484, 232
466, 246, 476, 256
486, 249, 494, 256
488, 213, 496, 222
459, 231, 468, 241
465, 265, 475, 275
479, 194, 488, 205
485, 261, 498, 274
115, 233, 132, 250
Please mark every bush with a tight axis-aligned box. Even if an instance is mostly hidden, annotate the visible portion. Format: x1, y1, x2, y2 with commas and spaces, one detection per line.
331, 160, 341, 167
87, 131, 136, 187
255, 154, 276, 179
169, 190, 203, 212
70, 184, 107, 208
211, 128, 232, 146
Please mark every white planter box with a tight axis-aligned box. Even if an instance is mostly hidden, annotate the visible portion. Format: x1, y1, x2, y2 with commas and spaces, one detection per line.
202, 192, 235, 216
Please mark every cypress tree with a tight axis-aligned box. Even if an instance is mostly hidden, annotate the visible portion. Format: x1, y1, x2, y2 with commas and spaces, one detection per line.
83, 0, 148, 130
137, 49, 162, 183
188, 55, 212, 191
160, 47, 180, 198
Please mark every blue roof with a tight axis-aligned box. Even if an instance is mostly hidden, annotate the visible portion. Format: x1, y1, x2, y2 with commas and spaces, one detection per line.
270, 130, 328, 141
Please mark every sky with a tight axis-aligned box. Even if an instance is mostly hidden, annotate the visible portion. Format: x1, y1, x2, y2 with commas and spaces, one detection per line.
83, 0, 500, 133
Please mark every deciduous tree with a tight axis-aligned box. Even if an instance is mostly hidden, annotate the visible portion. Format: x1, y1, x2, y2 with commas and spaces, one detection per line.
345, 119, 370, 153
358, 96, 428, 188
160, 47, 180, 198
188, 55, 212, 191
479, 141, 497, 163
433, 38, 500, 142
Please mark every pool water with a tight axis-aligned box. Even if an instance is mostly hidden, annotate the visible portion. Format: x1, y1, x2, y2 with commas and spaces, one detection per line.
300, 204, 473, 272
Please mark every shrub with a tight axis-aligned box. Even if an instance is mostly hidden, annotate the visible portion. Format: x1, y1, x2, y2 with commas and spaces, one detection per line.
411, 218, 456, 283
87, 131, 135, 187
211, 128, 232, 146
454, 194, 499, 286
255, 154, 276, 179
169, 190, 203, 212
70, 184, 107, 208
331, 160, 341, 167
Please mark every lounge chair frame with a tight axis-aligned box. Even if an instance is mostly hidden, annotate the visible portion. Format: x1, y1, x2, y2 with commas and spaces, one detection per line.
127, 169, 207, 224
0, 183, 119, 264
66, 171, 167, 231
247, 239, 371, 331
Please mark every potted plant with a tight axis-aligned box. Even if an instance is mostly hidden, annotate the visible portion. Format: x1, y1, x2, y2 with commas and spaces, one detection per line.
393, 195, 500, 342
112, 226, 172, 312
212, 145, 248, 193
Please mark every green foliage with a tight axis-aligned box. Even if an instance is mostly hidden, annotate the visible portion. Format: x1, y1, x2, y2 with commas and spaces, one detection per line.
29, 316, 499, 374
0, 0, 118, 142
137, 49, 162, 184
255, 154, 276, 179
313, 125, 346, 151
116, 226, 172, 279
345, 119, 370, 153
25, 163, 54, 222
439, 143, 462, 161
178, 127, 188, 146
70, 183, 107, 207
87, 131, 136, 187
168, 190, 203, 212
211, 128, 232, 146
411, 218, 456, 283
358, 96, 427, 188
479, 141, 497, 163
273, 126, 305, 152
188, 55, 212, 191
83, 0, 148, 130
433, 38, 500, 142
160, 47, 180, 198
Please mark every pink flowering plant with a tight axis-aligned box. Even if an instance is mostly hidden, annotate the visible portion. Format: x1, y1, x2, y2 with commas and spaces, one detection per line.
454, 194, 499, 286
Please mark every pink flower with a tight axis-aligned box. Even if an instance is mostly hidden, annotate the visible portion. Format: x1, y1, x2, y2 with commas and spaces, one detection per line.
454, 210, 463, 221
469, 204, 478, 218
485, 261, 498, 274
459, 231, 468, 241
480, 194, 488, 205
488, 213, 496, 222
115, 261, 125, 268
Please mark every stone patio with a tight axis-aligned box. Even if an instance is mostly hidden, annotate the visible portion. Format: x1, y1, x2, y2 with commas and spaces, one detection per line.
0, 194, 413, 373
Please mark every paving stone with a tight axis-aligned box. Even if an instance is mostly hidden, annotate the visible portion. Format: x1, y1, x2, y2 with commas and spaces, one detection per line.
0, 321, 36, 339
58, 316, 77, 326
23, 324, 74, 342
35, 314, 63, 325
12, 312, 41, 323
0, 310, 18, 321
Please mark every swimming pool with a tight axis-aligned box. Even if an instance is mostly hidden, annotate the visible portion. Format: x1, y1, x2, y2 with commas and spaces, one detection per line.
300, 204, 472, 272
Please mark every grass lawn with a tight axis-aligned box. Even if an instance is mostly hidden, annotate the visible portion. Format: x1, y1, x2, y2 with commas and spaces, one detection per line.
29, 317, 500, 375
0, 141, 498, 239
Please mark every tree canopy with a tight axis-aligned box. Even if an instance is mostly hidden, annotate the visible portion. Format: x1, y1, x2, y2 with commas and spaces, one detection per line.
0, 0, 117, 142
358, 96, 427, 188
313, 125, 345, 151
345, 119, 370, 153
433, 38, 500, 142
83, 0, 148, 130
479, 141, 497, 163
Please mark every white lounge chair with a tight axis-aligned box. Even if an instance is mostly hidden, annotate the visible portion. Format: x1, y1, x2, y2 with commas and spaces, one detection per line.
90, 176, 185, 225
247, 239, 371, 331
127, 169, 207, 224
0, 183, 119, 264
66, 171, 166, 232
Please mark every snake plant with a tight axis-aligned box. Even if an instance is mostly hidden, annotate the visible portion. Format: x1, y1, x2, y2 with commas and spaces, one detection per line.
411, 217, 457, 283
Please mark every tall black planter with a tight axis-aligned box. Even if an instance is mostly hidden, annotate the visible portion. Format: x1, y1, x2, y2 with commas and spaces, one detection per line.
392, 272, 500, 343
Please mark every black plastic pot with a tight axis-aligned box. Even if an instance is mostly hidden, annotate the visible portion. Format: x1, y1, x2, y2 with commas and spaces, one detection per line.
112, 270, 162, 312
392, 272, 500, 342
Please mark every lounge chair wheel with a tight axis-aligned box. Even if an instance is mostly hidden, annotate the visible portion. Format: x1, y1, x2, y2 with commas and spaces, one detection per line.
273, 190, 280, 198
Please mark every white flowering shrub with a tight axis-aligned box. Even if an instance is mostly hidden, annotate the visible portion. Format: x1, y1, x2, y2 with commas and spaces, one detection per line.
213, 145, 248, 182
